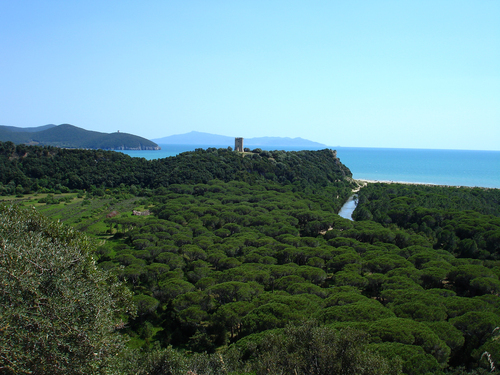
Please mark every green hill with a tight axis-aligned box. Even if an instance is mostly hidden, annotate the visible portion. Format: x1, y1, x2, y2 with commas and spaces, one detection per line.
0, 124, 160, 150
0, 124, 56, 132
0, 143, 353, 209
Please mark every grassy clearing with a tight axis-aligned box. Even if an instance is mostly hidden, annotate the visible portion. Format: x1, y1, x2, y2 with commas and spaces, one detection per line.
2, 193, 146, 241
0, 192, 78, 204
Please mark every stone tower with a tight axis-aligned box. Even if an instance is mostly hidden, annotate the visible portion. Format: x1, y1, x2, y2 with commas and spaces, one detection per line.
235, 137, 244, 152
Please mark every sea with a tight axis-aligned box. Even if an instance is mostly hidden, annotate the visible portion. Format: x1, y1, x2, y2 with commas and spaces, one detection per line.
119, 145, 500, 189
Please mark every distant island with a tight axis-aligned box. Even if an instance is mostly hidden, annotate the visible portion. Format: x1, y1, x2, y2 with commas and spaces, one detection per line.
152, 131, 327, 148
0, 124, 160, 150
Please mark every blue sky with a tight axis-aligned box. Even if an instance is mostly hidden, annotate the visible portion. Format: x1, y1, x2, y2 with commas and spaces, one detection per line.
1, 1, 499, 150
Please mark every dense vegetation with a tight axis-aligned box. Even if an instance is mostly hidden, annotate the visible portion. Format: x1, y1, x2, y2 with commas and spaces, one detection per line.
1, 143, 500, 374
353, 183, 500, 259
0, 204, 134, 374
0, 141, 353, 210
94, 181, 499, 374
0, 124, 159, 150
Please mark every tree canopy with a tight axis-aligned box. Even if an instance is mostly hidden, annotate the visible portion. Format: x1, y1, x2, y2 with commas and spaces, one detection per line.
3, 144, 500, 374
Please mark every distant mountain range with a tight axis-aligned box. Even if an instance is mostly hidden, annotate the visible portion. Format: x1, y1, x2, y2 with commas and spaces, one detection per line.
0, 124, 160, 150
152, 131, 326, 148
0, 126, 326, 151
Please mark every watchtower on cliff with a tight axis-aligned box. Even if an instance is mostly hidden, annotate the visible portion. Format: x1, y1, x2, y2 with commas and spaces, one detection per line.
235, 137, 244, 152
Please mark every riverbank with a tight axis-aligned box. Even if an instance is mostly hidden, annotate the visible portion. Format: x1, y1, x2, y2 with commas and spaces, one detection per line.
341, 178, 452, 221
338, 194, 358, 220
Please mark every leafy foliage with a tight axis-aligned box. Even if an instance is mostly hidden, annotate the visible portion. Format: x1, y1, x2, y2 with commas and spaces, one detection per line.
0, 142, 353, 208
4, 145, 500, 374
238, 321, 400, 375
353, 183, 500, 259
0, 204, 134, 374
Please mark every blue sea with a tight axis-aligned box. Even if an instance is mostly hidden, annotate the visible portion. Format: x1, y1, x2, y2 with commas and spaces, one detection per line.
119, 144, 500, 189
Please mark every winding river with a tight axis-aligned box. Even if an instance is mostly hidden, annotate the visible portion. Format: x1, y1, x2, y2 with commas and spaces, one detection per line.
338, 194, 358, 221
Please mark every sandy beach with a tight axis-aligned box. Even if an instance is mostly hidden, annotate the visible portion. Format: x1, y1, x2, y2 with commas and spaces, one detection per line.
355, 179, 437, 186
352, 179, 499, 190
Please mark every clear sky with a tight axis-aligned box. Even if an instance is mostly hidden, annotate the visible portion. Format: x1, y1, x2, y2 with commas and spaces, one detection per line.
1, 1, 499, 150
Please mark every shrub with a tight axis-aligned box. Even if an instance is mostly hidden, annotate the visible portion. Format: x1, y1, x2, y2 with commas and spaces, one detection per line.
0, 204, 134, 374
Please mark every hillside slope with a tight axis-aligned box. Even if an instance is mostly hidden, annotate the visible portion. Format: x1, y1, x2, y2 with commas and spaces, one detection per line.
0, 124, 160, 150
0, 142, 353, 209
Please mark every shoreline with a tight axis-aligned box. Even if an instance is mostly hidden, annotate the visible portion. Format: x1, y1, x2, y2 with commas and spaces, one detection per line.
354, 179, 499, 190
355, 178, 436, 186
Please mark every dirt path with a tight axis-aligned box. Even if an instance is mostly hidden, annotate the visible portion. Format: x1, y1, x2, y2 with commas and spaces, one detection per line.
351, 180, 367, 193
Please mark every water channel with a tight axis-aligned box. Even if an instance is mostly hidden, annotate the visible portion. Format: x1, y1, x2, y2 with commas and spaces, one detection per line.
338, 194, 358, 221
